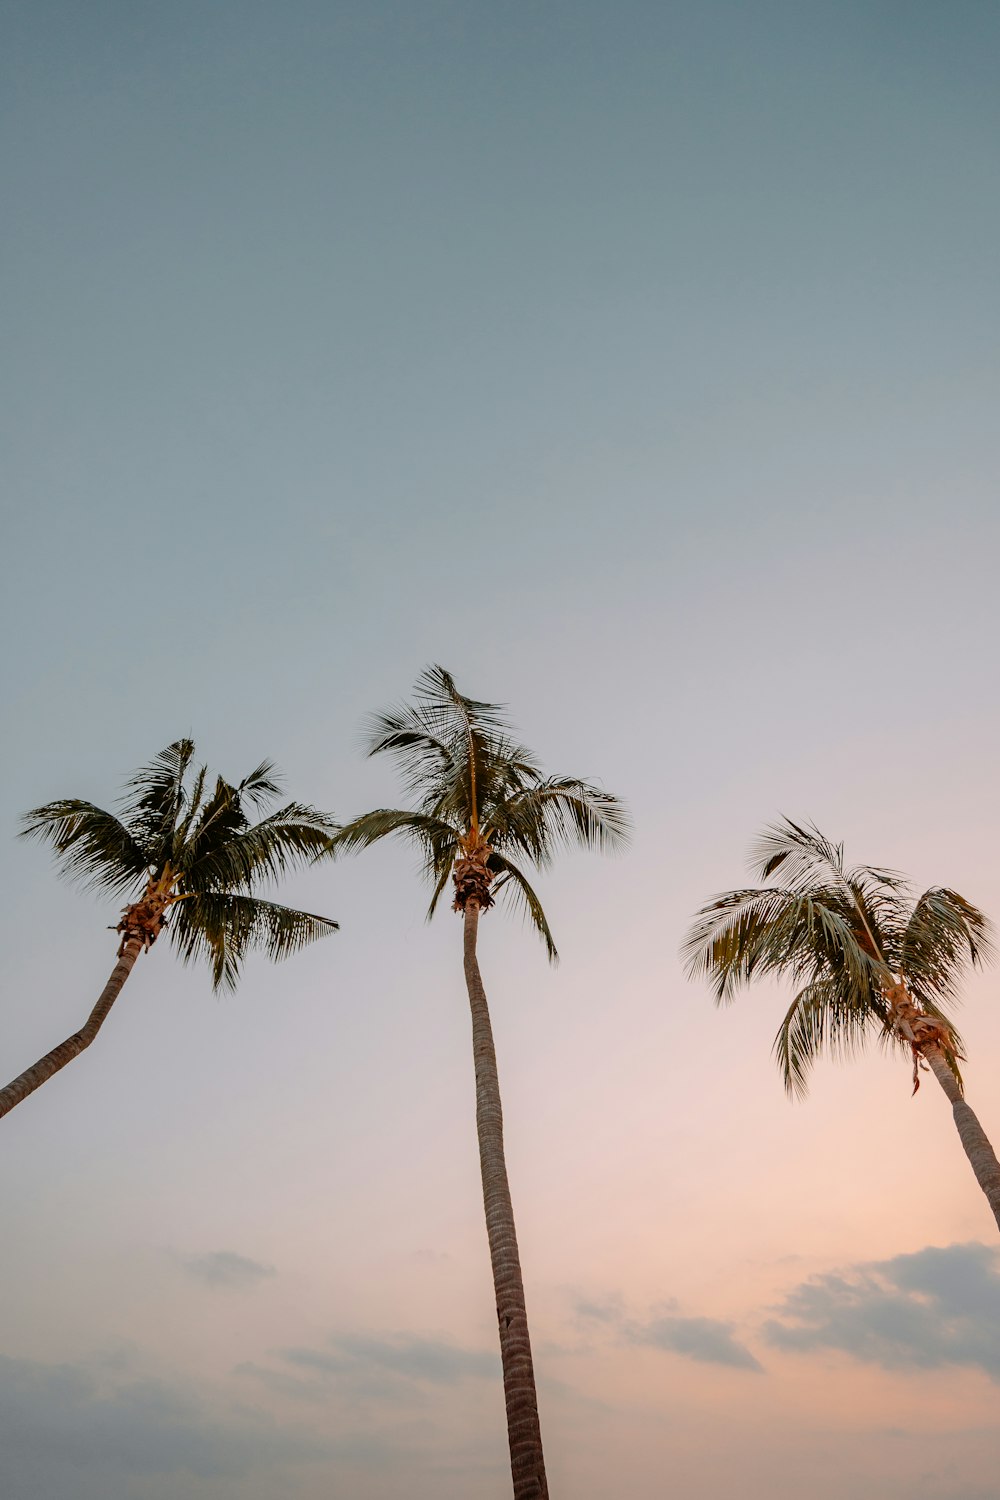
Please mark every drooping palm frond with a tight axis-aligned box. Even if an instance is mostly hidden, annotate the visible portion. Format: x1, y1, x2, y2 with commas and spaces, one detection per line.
486, 777, 631, 860
774, 978, 883, 1098
335, 808, 459, 861
19, 800, 150, 895
489, 853, 558, 962
336, 667, 630, 958
899, 889, 993, 1011
170, 893, 338, 992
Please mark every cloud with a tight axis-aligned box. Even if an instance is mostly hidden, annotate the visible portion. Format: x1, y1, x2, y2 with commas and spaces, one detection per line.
764, 1242, 1000, 1379
282, 1333, 498, 1387
0, 1350, 331, 1500
567, 1288, 762, 1371
180, 1251, 276, 1291
628, 1315, 763, 1371
572, 1293, 626, 1326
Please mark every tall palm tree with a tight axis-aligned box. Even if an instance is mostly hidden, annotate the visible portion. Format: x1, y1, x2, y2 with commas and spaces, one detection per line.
5, 739, 338, 1120
334, 667, 630, 1500
683, 818, 1000, 1231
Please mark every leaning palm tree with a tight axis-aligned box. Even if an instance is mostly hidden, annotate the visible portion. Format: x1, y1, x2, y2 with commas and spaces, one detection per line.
333, 667, 629, 1500
5, 739, 338, 1120
683, 818, 1000, 1231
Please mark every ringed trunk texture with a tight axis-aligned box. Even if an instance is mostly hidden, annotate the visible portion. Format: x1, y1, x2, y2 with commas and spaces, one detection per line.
463, 900, 549, 1500
0, 936, 144, 1120
923, 1046, 1000, 1234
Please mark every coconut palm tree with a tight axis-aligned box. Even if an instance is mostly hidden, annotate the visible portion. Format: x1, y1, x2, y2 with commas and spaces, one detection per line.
5, 739, 338, 1120
333, 666, 629, 1500
683, 818, 1000, 1231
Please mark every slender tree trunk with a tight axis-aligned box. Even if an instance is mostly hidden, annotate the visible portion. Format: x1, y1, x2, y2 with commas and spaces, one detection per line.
463, 900, 549, 1500
0, 937, 144, 1120
923, 1047, 1000, 1234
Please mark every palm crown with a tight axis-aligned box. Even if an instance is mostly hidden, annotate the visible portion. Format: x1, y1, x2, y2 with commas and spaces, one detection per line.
21, 739, 338, 989
334, 666, 630, 958
683, 819, 992, 1097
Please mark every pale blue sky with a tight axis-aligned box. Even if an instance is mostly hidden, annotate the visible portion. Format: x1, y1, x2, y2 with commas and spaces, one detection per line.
3, 4, 1000, 1496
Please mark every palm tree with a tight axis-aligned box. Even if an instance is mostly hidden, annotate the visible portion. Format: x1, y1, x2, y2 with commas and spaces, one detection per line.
683, 818, 1000, 1231
5, 739, 338, 1120
333, 667, 630, 1500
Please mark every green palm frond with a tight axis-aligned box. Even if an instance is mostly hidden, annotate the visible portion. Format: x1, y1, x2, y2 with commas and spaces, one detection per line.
413, 664, 510, 738
334, 808, 458, 860
489, 853, 558, 961
19, 800, 150, 896
364, 706, 459, 803
171, 893, 338, 992
774, 979, 880, 1098
685, 821, 993, 1095
753, 819, 847, 886
237, 760, 283, 808
682, 886, 882, 1004
22, 741, 339, 989
192, 800, 336, 890
119, 739, 196, 846
339, 667, 629, 959
487, 777, 631, 859
900, 889, 993, 1011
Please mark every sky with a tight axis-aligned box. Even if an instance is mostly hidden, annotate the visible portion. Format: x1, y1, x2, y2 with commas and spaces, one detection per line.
2, 1, 1000, 1495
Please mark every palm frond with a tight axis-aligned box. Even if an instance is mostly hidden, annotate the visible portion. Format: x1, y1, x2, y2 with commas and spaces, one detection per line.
23, 742, 339, 993
190, 802, 338, 890
342, 669, 627, 956
119, 739, 196, 845
900, 889, 994, 1011
489, 853, 559, 962
774, 979, 879, 1099
238, 760, 283, 808
333, 808, 458, 860
424, 859, 456, 922
752, 819, 846, 885
171, 892, 338, 992
364, 705, 459, 802
487, 777, 631, 859
413, 664, 510, 737
683, 886, 881, 1004
18, 801, 150, 896
687, 821, 994, 1097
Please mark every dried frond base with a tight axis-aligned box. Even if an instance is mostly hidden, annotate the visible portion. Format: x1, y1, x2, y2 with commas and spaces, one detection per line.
116, 885, 169, 955
452, 856, 494, 913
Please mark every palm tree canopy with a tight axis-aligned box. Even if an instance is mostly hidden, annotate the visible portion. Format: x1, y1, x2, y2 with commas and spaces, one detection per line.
682, 818, 993, 1097
20, 739, 339, 990
334, 666, 630, 960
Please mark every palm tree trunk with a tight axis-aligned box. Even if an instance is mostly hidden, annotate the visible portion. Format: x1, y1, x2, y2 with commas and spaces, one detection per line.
923, 1047, 1000, 1233
463, 899, 549, 1500
0, 936, 144, 1120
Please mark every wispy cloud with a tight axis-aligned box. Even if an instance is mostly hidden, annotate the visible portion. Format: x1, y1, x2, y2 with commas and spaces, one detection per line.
628, 1314, 763, 1372
572, 1293, 626, 1326
179, 1251, 276, 1291
281, 1333, 498, 1387
764, 1242, 1000, 1379
567, 1289, 762, 1371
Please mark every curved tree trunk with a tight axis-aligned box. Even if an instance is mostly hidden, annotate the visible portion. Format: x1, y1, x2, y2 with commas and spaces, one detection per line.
463, 900, 549, 1500
923, 1047, 1000, 1234
0, 936, 144, 1120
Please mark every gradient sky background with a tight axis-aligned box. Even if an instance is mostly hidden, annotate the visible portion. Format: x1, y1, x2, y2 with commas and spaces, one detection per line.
3, 2, 1000, 1495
